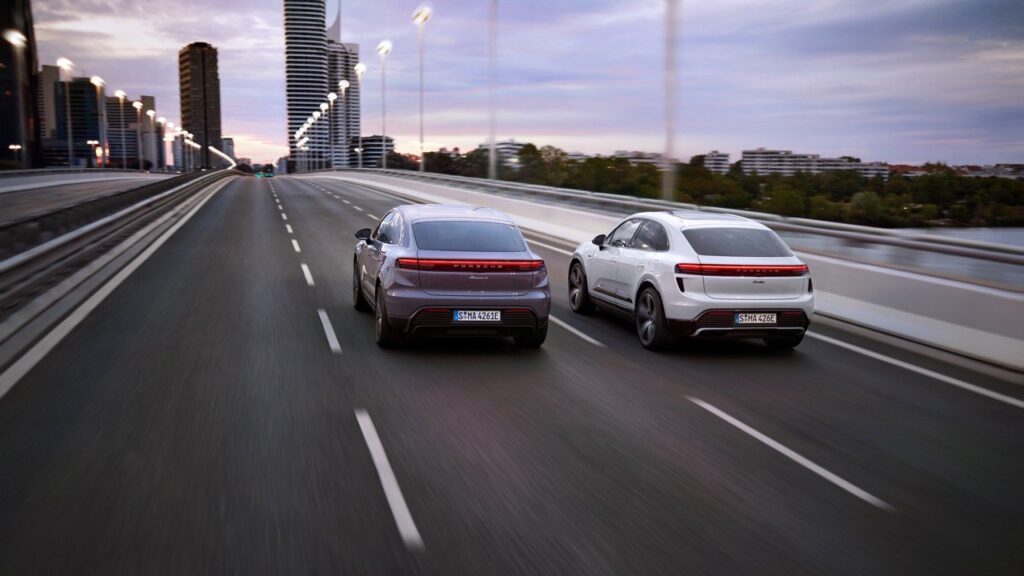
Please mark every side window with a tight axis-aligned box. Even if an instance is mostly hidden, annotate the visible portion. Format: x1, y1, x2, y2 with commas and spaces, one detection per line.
631, 221, 669, 251
606, 219, 642, 248
373, 213, 397, 244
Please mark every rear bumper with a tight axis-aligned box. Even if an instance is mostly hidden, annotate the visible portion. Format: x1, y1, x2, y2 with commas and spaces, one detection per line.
669, 309, 810, 339
383, 288, 551, 337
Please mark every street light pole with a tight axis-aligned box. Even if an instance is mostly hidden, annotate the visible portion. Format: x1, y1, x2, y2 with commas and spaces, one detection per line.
90, 76, 107, 168
662, 0, 679, 201
114, 90, 127, 169
377, 41, 391, 169
354, 63, 366, 169
132, 101, 143, 170
58, 58, 74, 167
488, 0, 498, 180
4, 30, 28, 168
413, 7, 432, 173
338, 79, 349, 168
319, 103, 328, 170
328, 92, 337, 169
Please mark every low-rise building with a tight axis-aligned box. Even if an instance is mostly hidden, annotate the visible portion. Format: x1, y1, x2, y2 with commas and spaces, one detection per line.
742, 148, 889, 179
704, 150, 730, 174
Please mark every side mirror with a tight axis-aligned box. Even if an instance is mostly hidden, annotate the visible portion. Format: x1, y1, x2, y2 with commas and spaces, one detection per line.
592, 234, 606, 246
355, 228, 372, 241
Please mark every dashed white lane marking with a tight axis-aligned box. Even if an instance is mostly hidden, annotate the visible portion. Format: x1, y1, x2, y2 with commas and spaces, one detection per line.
527, 239, 573, 256
278, 205, 283, 212
301, 263, 315, 286
281, 213, 288, 221
687, 397, 894, 511
342, 199, 351, 205
353, 206, 364, 212
368, 214, 378, 220
354, 409, 424, 550
549, 315, 606, 348
286, 224, 294, 234
806, 332, 1024, 411
292, 239, 301, 253
317, 308, 342, 353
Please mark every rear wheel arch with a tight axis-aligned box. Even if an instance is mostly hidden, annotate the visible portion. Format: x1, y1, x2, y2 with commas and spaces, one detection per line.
634, 281, 660, 314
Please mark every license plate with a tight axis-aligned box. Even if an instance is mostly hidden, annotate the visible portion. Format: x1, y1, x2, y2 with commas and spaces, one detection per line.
453, 310, 501, 322
735, 313, 776, 325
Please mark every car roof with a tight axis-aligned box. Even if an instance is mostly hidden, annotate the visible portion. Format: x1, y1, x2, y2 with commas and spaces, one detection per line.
396, 204, 516, 224
632, 210, 768, 230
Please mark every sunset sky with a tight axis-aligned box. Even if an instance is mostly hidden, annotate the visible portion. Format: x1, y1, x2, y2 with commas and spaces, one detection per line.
31, 0, 1024, 165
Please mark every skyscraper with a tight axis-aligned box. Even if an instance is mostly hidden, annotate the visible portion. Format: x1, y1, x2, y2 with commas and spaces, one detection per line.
1, 0, 41, 168
178, 42, 222, 169
284, 0, 327, 167
326, 3, 360, 168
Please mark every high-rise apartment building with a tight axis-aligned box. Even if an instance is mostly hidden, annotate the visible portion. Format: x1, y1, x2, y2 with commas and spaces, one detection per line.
284, 0, 328, 167
178, 42, 222, 168
2, 0, 41, 168
327, 39, 359, 168
36, 64, 59, 140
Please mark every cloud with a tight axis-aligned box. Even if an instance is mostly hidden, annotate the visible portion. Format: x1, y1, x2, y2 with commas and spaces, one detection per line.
30, 0, 1024, 164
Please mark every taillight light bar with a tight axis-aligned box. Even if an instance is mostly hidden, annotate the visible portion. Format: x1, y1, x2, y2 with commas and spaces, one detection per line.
396, 258, 545, 272
675, 263, 808, 277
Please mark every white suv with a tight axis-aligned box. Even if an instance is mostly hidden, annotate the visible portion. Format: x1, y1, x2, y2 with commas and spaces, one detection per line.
569, 211, 814, 350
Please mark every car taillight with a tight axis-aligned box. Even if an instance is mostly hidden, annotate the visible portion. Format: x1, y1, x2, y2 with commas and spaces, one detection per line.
675, 263, 808, 277
396, 258, 545, 272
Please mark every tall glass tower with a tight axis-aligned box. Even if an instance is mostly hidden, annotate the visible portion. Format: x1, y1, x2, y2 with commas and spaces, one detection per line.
284, 0, 327, 166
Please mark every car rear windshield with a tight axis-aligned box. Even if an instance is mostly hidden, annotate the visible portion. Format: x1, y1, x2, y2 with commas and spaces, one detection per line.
413, 221, 527, 252
682, 227, 792, 257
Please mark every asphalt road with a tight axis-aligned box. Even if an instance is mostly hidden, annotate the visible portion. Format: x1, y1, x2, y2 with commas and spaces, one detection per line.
1, 174, 1021, 575
0, 176, 169, 225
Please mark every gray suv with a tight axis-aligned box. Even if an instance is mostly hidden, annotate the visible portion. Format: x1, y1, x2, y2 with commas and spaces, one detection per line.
353, 205, 551, 348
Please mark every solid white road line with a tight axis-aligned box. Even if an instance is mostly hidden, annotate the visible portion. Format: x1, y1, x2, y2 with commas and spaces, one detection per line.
806, 332, 1024, 411
688, 397, 894, 511
527, 239, 573, 256
317, 308, 342, 353
286, 224, 293, 234
354, 206, 364, 212
549, 314, 606, 348
354, 409, 424, 550
0, 178, 230, 399
292, 239, 301, 253
301, 263, 315, 286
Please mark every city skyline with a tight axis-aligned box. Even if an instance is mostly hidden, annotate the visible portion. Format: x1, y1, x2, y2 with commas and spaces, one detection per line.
27, 0, 1024, 165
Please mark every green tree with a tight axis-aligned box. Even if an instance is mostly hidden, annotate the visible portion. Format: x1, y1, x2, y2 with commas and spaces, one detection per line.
763, 185, 806, 216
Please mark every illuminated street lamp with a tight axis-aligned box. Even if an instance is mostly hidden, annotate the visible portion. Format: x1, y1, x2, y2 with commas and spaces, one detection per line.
376, 41, 392, 168
314, 108, 324, 171
114, 90, 127, 169
57, 57, 75, 166
132, 101, 143, 170
328, 92, 337, 169
9, 143, 22, 165
90, 76, 108, 168
86, 139, 100, 167
354, 63, 366, 168
5, 30, 28, 168
338, 80, 350, 168
412, 6, 432, 172
146, 109, 156, 170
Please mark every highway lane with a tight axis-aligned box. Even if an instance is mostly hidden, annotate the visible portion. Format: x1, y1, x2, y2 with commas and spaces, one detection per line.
0, 174, 1021, 574
0, 177, 168, 225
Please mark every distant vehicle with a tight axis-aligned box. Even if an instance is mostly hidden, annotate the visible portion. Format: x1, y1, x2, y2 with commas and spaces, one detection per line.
569, 211, 813, 350
353, 205, 551, 348
257, 165, 274, 178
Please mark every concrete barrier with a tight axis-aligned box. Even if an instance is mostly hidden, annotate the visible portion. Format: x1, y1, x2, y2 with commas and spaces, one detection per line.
310, 173, 1024, 371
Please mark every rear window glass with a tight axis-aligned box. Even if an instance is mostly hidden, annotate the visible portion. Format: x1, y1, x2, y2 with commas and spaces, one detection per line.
413, 221, 526, 252
682, 228, 792, 257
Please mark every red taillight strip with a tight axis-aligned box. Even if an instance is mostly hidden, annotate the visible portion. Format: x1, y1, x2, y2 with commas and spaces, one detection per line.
397, 258, 545, 272
675, 263, 808, 277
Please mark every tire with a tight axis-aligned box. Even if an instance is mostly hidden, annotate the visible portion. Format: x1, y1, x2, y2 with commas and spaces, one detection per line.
374, 287, 401, 348
568, 261, 595, 315
635, 287, 675, 351
353, 261, 370, 311
764, 334, 804, 350
514, 322, 548, 348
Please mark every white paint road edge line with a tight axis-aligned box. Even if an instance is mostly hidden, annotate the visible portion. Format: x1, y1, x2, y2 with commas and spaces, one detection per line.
688, 397, 895, 511
0, 179, 230, 399
301, 263, 315, 286
354, 409, 425, 550
292, 239, 301, 253
806, 332, 1024, 410
549, 315, 606, 348
316, 308, 342, 353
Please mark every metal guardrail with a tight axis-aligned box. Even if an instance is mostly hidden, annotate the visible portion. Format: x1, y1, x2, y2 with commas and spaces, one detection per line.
333, 168, 1024, 266
0, 167, 178, 179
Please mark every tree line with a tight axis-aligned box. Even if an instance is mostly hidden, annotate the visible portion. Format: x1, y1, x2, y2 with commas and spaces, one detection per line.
384, 145, 1024, 228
